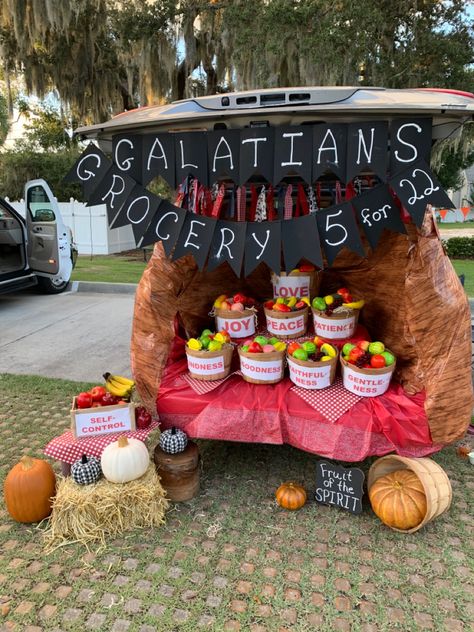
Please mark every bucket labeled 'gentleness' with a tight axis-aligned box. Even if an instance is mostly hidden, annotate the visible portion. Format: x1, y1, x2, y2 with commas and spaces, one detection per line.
340, 352, 395, 397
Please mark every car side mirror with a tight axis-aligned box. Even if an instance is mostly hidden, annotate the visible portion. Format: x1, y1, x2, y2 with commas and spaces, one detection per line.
33, 209, 56, 222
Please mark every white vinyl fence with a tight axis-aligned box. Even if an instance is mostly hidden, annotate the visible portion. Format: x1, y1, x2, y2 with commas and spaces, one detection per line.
8, 198, 136, 255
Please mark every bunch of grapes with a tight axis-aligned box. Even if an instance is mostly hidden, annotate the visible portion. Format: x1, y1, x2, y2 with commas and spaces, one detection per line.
355, 352, 371, 368
325, 294, 343, 315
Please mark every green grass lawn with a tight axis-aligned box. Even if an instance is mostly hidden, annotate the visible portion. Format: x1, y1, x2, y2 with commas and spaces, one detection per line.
71, 253, 148, 284
0, 373, 472, 631
450, 259, 474, 297
438, 221, 474, 229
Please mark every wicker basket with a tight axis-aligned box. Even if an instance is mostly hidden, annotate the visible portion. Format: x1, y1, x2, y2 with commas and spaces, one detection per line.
215, 307, 256, 340
264, 306, 308, 339
238, 348, 285, 384
340, 352, 395, 397
367, 456, 452, 533
271, 270, 321, 300
186, 344, 233, 381
287, 349, 338, 390
312, 306, 360, 340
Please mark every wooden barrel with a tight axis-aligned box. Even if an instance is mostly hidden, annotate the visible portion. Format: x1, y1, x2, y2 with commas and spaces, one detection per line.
153, 441, 200, 502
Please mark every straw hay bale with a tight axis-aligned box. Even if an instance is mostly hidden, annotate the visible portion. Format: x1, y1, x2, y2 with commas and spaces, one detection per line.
44, 465, 168, 551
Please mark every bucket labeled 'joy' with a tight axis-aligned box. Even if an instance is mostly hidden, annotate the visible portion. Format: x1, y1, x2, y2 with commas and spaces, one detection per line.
264, 307, 308, 339
340, 353, 395, 397
215, 308, 256, 340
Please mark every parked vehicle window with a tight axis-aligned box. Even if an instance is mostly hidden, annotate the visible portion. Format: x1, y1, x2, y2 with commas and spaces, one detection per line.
27, 185, 56, 222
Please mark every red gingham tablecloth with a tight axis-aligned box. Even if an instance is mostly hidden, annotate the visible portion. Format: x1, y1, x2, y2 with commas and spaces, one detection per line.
44, 421, 160, 465
180, 371, 238, 395
290, 377, 363, 423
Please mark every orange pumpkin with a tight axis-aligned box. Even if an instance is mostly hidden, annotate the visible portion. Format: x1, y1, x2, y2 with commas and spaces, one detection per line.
369, 469, 427, 530
4, 456, 56, 523
275, 482, 307, 510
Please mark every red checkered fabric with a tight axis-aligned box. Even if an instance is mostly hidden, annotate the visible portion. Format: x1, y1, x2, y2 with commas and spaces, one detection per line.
284, 184, 293, 219
290, 377, 362, 423
44, 421, 160, 465
181, 371, 237, 395
237, 185, 246, 221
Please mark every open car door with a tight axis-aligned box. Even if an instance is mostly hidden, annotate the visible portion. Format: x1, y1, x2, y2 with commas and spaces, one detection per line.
25, 179, 73, 293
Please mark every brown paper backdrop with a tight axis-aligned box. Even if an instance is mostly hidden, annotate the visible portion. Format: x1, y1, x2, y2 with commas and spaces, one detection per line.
131, 212, 473, 446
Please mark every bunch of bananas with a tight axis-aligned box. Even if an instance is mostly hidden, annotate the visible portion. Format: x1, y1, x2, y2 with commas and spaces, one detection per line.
103, 372, 135, 399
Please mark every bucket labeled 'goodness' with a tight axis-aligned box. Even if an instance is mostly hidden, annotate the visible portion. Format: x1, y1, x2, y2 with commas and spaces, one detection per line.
238, 348, 285, 385
340, 353, 396, 397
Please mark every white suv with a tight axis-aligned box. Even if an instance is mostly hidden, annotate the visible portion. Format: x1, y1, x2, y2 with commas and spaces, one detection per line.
0, 179, 77, 294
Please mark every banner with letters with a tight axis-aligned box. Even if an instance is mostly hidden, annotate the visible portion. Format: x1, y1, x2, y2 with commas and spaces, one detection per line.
65, 118, 454, 277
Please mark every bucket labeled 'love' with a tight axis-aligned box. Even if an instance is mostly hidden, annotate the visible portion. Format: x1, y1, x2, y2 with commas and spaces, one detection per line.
272, 266, 320, 299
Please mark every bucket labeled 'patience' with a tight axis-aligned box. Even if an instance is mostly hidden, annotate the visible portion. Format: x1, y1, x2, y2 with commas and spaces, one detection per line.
311, 291, 364, 341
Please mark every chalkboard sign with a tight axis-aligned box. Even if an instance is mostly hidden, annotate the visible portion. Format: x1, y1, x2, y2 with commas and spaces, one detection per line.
315, 460, 365, 515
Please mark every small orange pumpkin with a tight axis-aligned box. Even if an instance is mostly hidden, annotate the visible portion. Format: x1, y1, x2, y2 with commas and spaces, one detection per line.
4, 455, 56, 523
369, 469, 427, 530
275, 482, 307, 510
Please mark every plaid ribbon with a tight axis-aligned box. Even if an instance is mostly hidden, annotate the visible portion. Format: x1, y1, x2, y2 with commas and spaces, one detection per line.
284, 184, 293, 219
212, 183, 226, 218
307, 186, 318, 213
237, 185, 246, 221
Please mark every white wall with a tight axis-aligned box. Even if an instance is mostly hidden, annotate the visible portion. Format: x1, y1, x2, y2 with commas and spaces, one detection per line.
8, 198, 136, 255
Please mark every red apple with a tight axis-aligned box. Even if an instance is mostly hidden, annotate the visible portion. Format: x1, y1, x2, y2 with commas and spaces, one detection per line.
101, 392, 119, 406
76, 392, 93, 409
89, 385, 107, 402
135, 406, 152, 429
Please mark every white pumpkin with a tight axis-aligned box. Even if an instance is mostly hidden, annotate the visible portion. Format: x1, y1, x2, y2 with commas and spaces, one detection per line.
101, 436, 149, 483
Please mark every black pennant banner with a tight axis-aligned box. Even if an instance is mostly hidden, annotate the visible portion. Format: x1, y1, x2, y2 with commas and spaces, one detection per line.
316, 202, 365, 265
87, 166, 137, 227
273, 126, 312, 185
174, 132, 208, 186
172, 212, 216, 270
282, 214, 323, 271
207, 219, 247, 277
346, 122, 388, 182
351, 184, 406, 249
112, 134, 143, 184
389, 159, 454, 227
390, 118, 432, 176
239, 127, 274, 184
208, 130, 240, 183
139, 200, 186, 254
64, 144, 111, 198
244, 221, 281, 276
142, 132, 176, 188
313, 124, 347, 182
113, 186, 161, 243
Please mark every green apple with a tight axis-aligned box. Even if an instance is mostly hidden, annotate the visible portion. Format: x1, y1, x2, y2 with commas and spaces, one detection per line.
254, 335, 268, 346
381, 351, 395, 366
342, 343, 356, 356
268, 337, 279, 345
302, 341, 317, 354
293, 348, 308, 361
241, 345, 249, 353
200, 335, 211, 348
368, 341, 385, 355
202, 328, 213, 337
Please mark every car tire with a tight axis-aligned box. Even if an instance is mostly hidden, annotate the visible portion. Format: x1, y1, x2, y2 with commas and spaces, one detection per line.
36, 276, 70, 294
